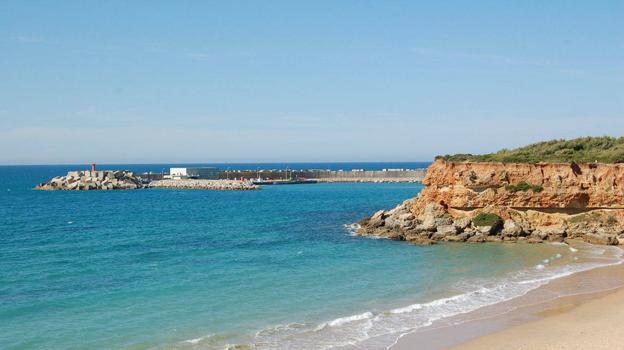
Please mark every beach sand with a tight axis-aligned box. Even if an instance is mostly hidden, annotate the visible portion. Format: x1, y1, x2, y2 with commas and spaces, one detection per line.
390, 253, 624, 350
449, 287, 624, 350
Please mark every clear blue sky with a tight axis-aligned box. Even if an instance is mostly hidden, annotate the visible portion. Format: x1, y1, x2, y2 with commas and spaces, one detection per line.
1, 1, 622, 164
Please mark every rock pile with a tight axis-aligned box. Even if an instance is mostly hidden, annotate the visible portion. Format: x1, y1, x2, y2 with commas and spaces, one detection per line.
36, 170, 144, 190
148, 179, 259, 190
358, 201, 624, 245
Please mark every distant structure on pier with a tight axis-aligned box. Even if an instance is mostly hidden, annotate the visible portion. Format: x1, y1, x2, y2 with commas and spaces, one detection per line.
169, 167, 220, 180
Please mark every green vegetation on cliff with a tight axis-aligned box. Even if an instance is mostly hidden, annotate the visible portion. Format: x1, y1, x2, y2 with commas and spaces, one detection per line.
437, 136, 624, 163
472, 212, 503, 227
505, 181, 543, 193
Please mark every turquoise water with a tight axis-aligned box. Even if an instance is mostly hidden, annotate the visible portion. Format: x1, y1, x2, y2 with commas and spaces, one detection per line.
1, 165, 620, 350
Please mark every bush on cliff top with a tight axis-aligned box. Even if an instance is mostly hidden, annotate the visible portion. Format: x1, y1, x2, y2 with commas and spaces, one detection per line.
436, 136, 624, 164
472, 213, 503, 227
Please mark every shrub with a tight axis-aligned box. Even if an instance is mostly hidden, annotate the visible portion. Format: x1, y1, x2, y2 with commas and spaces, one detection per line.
472, 212, 503, 227
506, 181, 543, 193
437, 136, 624, 164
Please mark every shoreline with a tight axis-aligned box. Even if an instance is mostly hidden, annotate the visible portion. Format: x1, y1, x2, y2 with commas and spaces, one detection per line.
448, 286, 624, 350
204, 241, 623, 350
389, 246, 624, 350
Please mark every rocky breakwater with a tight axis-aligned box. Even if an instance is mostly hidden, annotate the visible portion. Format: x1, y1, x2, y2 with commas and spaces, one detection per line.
36, 170, 144, 190
358, 160, 624, 245
148, 179, 259, 190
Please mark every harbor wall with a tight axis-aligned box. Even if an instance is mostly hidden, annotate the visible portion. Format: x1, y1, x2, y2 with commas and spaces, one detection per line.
219, 169, 426, 182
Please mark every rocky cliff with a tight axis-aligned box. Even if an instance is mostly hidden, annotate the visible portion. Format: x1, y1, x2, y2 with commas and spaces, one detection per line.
358, 160, 624, 245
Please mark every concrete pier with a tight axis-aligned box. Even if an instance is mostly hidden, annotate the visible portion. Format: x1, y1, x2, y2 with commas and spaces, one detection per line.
220, 169, 426, 183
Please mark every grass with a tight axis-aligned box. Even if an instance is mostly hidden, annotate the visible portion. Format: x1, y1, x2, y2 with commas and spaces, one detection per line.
569, 211, 602, 224
505, 181, 543, 193
472, 212, 503, 227
436, 136, 624, 163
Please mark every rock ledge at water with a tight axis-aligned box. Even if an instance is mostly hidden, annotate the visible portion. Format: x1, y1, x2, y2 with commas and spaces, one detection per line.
36, 170, 144, 190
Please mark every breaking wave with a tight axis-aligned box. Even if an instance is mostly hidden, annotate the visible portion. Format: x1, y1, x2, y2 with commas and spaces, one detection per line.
220, 243, 624, 350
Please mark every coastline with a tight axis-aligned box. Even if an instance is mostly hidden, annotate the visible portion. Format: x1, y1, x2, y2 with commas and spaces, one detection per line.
389, 246, 624, 350
203, 241, 624, 350
448, 286, 624, 350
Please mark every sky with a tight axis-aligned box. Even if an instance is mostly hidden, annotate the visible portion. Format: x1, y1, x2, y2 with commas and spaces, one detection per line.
1, 1, 623, 164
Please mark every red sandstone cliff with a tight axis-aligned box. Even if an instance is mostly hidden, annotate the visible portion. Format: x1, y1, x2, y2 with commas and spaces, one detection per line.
415, 160, 624, 211
359, 160, 624, 245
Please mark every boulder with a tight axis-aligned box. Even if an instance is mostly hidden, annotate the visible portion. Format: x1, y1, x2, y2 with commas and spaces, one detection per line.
367, 210, 387, 228
475, 225, 495, 235
453, 217, 471, 231
585, 233, 619, 245
467, 234, 486, 243
421, 215, 437, 231
444, 234, 468, 242
435, 224, 457, 237
502, 220, 523, 237
406, 236, 436, 245
421, 203, 446, 231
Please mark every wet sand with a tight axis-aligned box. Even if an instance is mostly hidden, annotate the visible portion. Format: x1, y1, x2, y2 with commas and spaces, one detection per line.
449, 287, 624, 350
390, 250, 624, 350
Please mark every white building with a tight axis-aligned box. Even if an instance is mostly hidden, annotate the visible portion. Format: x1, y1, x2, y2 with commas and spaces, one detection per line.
170, 167, 220, 180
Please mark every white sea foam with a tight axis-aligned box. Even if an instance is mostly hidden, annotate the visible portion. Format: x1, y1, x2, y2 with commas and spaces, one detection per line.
389, 303, 423, 314
343, 223, 361, 236
327, 311, 373, 327
183, 333, 215, 344
243, 244, 624, 350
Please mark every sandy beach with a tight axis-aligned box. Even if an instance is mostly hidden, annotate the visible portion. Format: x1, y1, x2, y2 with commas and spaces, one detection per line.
449, 287, 624, 350
390, 250, 624, 350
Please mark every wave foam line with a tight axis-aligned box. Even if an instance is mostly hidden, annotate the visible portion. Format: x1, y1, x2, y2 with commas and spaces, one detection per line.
246, 245, 624, 350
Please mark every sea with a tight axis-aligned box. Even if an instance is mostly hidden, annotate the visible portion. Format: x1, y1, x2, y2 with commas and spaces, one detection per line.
1, 162, 622, 350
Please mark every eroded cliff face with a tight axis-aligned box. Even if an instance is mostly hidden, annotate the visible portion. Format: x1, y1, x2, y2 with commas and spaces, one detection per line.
358, 160, 624, 245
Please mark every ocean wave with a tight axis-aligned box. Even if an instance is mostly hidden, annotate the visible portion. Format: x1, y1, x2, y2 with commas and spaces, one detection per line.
327, 311, 373, 327
240, 244, 624, 350
183, 333, 215, 344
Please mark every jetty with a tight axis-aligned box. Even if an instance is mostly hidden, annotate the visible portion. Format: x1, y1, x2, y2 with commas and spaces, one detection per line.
222, 169, 426, 183
149, 179, 258, 190
36, 166, 427, 191
36, 170, 144, 190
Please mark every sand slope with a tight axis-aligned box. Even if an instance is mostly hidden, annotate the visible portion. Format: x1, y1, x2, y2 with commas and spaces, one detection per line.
450, 288, 624, 350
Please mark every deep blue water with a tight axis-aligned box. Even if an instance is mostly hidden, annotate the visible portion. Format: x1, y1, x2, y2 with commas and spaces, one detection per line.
0, 165, 613, 349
